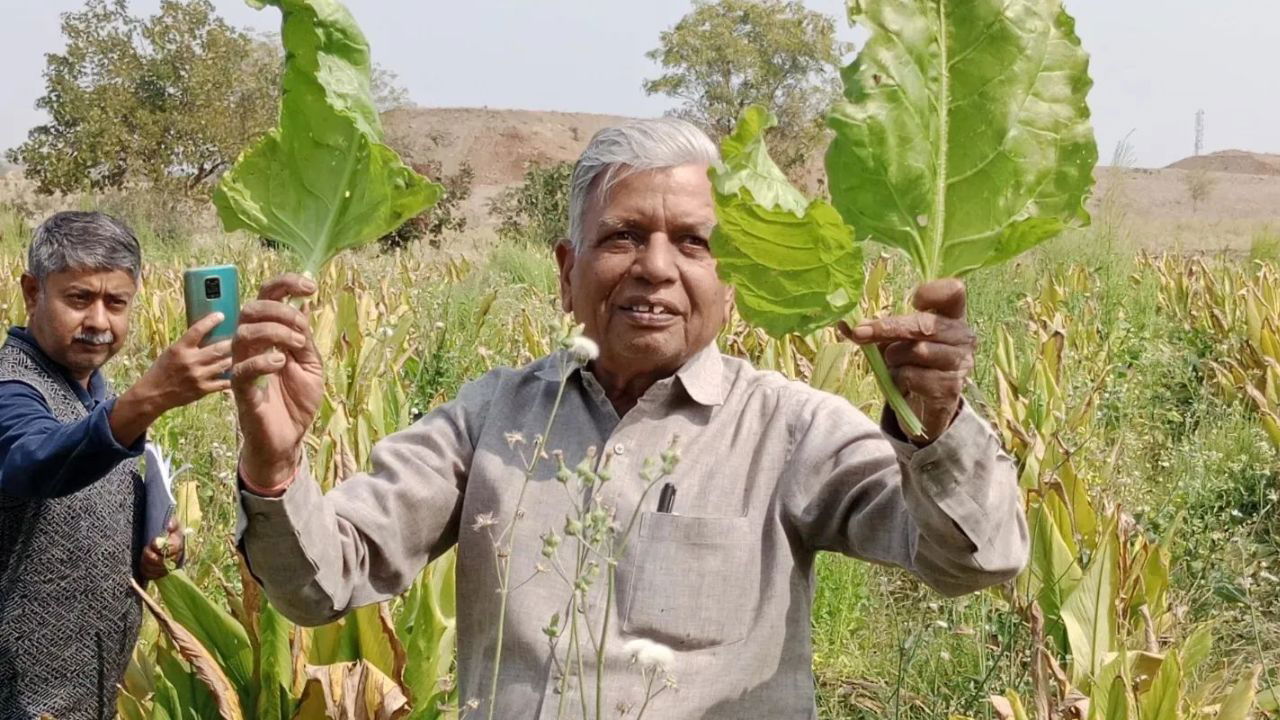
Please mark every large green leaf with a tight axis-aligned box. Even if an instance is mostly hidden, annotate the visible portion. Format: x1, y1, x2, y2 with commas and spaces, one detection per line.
1061, 518, 1117, 686
710, 106, 862, 336
141, 581, 244, 720
826, 0, 1097, 280
399, 551, 458, 719
258, 600, 297, 720
1180, 623, 1215, 674
1139, 651, 1182, 720
1022, 500, 1082, 651
155, 570, 255, 698
214, 0, 440, 276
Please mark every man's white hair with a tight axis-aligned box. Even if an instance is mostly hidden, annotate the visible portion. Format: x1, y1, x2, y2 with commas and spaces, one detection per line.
568, 117, 720, 252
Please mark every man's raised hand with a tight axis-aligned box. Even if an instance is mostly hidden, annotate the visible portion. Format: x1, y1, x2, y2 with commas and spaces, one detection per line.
231, 273, 324, 495
840, 279, 976, 443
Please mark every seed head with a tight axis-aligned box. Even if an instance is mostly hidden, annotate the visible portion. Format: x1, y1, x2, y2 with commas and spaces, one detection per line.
623, 638, 676, 672
569, 335, 599, 363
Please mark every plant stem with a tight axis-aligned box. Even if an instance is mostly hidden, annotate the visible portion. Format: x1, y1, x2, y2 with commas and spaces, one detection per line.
634, 669, 658, 719
862, 343, 926, 437
485, 361, 572, 720
595, 568, 614, 720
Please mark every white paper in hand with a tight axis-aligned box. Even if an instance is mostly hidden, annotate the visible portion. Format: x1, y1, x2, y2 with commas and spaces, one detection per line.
143, 443, 187, 545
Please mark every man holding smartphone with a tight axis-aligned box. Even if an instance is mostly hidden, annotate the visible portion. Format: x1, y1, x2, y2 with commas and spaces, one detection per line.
0, 211, 232, 720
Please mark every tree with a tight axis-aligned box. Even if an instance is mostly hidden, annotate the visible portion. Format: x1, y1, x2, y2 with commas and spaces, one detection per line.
8, 0, 280, 195
371, 66, 413, 113
489, 162, 573, 247
1183, 168, 1216, 213
643, 0, 848, 175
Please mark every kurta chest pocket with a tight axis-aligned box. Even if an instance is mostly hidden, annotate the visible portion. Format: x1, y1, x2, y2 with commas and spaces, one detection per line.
618, 512, 759, 650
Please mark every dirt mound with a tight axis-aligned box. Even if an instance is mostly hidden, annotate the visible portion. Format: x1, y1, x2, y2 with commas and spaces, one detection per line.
1167, 150, 1280, 176
382, 107, 634, 186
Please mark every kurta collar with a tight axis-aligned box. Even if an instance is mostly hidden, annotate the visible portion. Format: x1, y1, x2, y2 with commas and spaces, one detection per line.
533, 341, 725, 407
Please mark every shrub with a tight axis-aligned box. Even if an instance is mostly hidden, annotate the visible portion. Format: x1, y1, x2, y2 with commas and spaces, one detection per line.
489, 162, 572, 247
379, 161, 474, 251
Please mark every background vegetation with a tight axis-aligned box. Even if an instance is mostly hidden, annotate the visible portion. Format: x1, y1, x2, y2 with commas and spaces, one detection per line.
1, 0, 1275, 717
1, 185, 1275, 717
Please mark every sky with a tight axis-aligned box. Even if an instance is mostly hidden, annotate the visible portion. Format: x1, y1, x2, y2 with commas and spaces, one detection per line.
2, 0, 1278, 169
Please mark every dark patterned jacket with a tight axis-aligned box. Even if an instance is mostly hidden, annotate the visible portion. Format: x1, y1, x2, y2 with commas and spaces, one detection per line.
0, 328, 145, 720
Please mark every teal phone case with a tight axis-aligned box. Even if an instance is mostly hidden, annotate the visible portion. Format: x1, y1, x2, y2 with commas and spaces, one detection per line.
183, 265, 240, 346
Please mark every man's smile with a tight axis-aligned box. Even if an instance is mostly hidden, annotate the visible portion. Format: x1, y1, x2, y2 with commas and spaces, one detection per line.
617, 298, 681, 328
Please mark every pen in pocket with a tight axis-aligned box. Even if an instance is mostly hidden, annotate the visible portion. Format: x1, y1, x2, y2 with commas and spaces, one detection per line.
657, 482, 676, 513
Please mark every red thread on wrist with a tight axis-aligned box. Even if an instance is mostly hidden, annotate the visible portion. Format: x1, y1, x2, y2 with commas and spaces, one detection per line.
238, 457, 298, 498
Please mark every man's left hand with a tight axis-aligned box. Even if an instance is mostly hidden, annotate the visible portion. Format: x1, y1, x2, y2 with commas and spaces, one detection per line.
839, 279, 976, 442
140, 517, 185, 580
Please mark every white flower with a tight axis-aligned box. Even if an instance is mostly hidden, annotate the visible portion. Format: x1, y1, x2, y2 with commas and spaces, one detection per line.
624, 638, 675, 672
471, 512, 498, 531
569, 335, 599, 363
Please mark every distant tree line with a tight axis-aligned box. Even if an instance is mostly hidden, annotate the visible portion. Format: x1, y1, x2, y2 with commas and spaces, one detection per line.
10, 0, 849, 248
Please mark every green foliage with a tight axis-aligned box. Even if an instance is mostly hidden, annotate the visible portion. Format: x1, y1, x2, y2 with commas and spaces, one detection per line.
213, 0, 440, 276
712, 0, 1098, 336
380, 161, 474, 252
490, 162, 572, 247
0, 229, 1259, 720
1248, 225, 1280, 264
1182, 168, 1217, 213
826, 0, 1097, 280
154, 571, 255, 701
1060, 520, 1117, 684
398, 552, 458, 719
644, 0, 847, 174
709, 106, 861, 335
0, 203, 30, 255
7, 0, 280, 195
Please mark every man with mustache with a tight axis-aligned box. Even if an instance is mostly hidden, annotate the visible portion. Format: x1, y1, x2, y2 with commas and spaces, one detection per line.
232, 119, 1028, 718
0, 211, 232, 719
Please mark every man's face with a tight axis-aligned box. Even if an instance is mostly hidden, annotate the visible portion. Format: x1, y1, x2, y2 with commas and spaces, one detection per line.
21, 267, 137, 381
556, 164, 730, 380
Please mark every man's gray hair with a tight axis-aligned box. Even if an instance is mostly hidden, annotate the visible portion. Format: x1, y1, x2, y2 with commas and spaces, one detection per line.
568, 117, 720, 252
28, 211, 142, 282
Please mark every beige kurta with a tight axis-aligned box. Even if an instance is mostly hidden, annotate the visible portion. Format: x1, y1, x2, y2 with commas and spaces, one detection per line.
238, 343, 1028, 719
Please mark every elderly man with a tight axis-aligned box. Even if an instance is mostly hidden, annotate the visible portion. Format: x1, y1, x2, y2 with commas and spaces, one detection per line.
232, 119, 1028, 718
0, 211, 233, 719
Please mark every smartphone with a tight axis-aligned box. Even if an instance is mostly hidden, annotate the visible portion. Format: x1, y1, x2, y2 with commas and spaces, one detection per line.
183, 265, 240, 346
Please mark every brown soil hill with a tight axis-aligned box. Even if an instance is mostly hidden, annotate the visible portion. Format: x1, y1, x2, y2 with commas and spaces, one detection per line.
1167, 150, 1280, 176
383, 107, 632, 185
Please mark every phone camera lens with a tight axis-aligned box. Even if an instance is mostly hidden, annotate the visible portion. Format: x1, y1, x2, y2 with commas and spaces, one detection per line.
204, 277, 221, 299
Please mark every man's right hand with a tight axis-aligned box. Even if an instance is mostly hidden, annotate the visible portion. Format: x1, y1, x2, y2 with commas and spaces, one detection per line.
231, 273, 324, 495
111, 312, 234, 447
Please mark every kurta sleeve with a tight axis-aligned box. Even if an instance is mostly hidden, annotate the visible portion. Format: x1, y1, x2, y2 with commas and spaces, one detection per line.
0, 380, 144, 499
783, 391, 1029, 596
236, 374, 492, 627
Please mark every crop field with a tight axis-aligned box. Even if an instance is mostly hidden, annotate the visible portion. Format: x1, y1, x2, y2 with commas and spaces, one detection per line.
1, 193, 1275, 718
1, 0, 1277, 715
